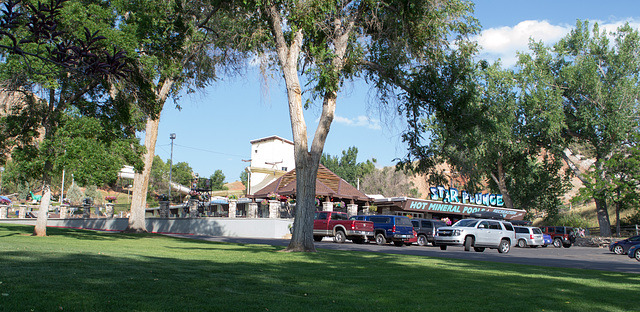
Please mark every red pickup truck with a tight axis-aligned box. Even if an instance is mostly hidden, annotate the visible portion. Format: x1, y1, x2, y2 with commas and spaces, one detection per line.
313, 211, 374, 244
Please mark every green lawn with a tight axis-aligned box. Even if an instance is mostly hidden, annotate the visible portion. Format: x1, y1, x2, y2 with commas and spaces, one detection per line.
0, 224, 638, 312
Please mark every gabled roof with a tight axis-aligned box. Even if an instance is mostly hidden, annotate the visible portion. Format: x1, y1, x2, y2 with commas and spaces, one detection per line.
250, 164, 371, 202
249, 135, 294, 145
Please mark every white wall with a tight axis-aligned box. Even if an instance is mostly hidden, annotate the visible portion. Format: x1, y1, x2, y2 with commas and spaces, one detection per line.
248, 136, 295, 195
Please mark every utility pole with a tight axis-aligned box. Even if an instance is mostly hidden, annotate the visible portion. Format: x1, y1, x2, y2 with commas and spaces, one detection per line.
168, 133, 176, 201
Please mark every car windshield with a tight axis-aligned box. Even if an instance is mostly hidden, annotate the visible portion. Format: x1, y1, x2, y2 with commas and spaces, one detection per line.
452, 219, 479, 227
396, 217, 412, 226
532, 228, 542, 234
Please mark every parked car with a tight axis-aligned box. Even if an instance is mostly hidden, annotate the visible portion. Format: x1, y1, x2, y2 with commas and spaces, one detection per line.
609, 235, 640, 255
405, 229, 418, 246
410, 218, 447, 246
434, 218, 516, 253
514, 226, 545, 248
540, 226, 576, 248
628, 245, 640, 261
313, 211, 374, 244
350, 215, 414, 246
542, 234, 552, 247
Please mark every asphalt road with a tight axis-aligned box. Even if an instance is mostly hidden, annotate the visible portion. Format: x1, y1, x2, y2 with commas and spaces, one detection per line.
168, 234, 640, 274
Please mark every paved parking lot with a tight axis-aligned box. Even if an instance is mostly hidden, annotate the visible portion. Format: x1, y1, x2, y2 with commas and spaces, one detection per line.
172, 234, 640, 274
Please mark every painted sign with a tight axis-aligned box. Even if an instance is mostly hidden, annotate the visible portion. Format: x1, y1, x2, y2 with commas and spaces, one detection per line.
429, 186, 504, 207
404, 199, 525, 220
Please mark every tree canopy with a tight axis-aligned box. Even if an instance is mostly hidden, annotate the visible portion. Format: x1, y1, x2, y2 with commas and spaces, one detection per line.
321, 146, 375, 187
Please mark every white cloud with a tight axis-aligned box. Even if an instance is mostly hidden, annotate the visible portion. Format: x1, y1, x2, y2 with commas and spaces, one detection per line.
475, 20, 571, 67
475, 19, 640, 68
333, 115, 381, 130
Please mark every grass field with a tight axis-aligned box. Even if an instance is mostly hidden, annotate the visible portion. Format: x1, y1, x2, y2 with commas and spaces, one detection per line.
1, 224, 638, 312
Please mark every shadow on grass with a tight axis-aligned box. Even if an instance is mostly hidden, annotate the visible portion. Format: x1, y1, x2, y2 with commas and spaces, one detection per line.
0, 224, 638, 312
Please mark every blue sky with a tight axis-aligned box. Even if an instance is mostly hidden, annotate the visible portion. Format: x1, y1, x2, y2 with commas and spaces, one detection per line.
150, 0, 640, 183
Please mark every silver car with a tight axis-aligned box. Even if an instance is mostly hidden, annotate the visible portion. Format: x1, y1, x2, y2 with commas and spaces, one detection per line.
514, 226, 545, 248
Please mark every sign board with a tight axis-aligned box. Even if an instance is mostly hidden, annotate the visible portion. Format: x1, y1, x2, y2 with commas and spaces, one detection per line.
404, 199, 526, 220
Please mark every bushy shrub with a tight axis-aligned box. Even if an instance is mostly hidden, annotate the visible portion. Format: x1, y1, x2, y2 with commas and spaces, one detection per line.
546, 212, 592, 228
66, 183, 84, 206
84, 185, 102, 205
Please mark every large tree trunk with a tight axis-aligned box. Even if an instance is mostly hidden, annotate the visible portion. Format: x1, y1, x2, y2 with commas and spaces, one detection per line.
33, 186, 51, 236
595, 197, 612, 236
594, 162, 612, 237
126, 78, 173, 232
127, 117, 160, 232
562, 149, 611, 236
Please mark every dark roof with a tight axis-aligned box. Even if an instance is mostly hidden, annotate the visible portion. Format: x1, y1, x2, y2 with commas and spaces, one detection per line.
250, 164, 371, 202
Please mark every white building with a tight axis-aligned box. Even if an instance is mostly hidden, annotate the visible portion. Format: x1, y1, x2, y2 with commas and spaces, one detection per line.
246, 135, 295, 195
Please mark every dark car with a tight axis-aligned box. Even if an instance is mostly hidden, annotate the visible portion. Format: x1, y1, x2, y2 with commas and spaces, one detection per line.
410, 218, 447, 246
628, 245, 640, 261
540, 226, 576, 248
609, 235, 640, 255
350, 215, 414, 246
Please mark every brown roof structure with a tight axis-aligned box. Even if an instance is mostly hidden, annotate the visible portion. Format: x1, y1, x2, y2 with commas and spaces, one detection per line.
250, 164, 371, 204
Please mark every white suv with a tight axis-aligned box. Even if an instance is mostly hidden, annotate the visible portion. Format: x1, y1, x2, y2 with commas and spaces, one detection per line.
435, 219, 516, 253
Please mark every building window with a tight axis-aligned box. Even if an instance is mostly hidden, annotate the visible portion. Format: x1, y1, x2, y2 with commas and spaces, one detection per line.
281, 167, 287, 171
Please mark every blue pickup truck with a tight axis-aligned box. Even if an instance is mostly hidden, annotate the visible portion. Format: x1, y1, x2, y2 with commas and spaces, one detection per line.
349, 215, 414, 246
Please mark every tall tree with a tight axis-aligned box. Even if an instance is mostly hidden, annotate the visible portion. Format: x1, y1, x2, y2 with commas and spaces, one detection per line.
115, 0, 244, 232
0, 0, 137, 236
521, 21, 640, 236
209, 169, 226, 191
237, 0, 477, 251
321, 146, 375, 186
403, 60, 570, 217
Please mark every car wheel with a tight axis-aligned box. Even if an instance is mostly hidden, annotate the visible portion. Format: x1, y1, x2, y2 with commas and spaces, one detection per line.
518, 239, 527, 248
474, 247, 485, 252
563, 243, 572, 248
375, 233, 386, 245
313, 236, 323, 242
417, 235, 428, 246
333, 231, 346, 243
541, 244, 548, 248
613, 245, 624, 255
464, 236, 473, 251
439, 245, 447, 250
393, 241, 404, 247
635, 249, 640, 261
498, 239, 510, 254
553, 237, 562, 248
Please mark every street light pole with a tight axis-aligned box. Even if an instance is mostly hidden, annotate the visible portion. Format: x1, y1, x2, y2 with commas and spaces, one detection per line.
168, 133, 176, 201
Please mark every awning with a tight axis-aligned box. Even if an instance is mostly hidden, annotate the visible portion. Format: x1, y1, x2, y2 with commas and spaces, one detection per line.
0, 195, 11, 204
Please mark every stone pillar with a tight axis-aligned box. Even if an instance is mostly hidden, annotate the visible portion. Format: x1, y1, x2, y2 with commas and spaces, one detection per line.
159, 201, 170, 218
0, 205, 7, 218
347, 204, 358, 217
248, 203, 258, 218
60, 205, 69, 218
189, 199, 199, 218
105, 203, 115, 218
228, 199, 237, 218
268, 200, 280, 219
322, 201, 333, 212
19, 205, 27, 218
